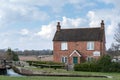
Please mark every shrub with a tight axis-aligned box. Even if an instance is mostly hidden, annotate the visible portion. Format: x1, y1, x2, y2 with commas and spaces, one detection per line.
74, 62, 100, 72
74, 55, 120, 72
109, 62, 120, 72
26, 61, 63, 65
97, 55, 111, 66
26, 61, 64, 69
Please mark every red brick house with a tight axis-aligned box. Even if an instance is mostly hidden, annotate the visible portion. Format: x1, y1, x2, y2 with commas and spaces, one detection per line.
53, 20, 106, 64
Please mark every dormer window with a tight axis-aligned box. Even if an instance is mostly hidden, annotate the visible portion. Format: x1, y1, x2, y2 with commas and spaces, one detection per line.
87, 41, 94, 50
61, 42, 68, 50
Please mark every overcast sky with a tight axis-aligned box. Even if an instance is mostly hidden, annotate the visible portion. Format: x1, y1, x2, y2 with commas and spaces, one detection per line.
0, 0, 119, 50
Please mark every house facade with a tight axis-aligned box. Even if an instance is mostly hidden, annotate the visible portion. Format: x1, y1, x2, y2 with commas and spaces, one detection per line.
53, 20, 106, 64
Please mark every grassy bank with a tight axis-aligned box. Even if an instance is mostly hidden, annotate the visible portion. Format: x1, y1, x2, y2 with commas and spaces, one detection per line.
0, 71, 120, 80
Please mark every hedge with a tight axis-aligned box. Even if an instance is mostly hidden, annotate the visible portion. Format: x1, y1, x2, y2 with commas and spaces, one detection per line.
26, 61, 64, 69
74, 62, 101, 72
74, 55, 120, 72
26, 61, 64, 65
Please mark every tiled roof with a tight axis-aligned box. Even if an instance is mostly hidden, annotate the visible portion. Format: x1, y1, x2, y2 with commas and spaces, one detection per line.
53, 27, 104, 41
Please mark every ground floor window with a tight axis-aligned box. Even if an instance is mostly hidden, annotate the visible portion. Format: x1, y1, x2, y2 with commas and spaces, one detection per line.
61, 57, 67, 63
86, 56, 94, 62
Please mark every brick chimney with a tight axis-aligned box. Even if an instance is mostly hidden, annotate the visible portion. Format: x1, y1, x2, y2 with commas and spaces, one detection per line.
57, 22, 61, 31
101, 20, 104, 29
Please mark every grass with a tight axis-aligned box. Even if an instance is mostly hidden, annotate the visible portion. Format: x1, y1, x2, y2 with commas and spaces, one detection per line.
23, 66, 69, 74
1, 66, 120, 80
0, 71, 120, 80
0, 72, 120, 80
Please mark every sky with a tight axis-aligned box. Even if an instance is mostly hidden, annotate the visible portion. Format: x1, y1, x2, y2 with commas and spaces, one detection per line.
0, 0, 120, 50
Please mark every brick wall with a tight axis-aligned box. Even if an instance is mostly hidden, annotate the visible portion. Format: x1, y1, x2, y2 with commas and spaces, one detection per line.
53, 41, 105, 64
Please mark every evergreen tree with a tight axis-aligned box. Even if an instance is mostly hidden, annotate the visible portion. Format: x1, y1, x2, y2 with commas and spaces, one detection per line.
6, 48, 19, 61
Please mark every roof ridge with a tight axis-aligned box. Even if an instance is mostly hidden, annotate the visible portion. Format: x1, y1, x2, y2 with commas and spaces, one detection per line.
53, 26, 103, 41
61, 27, 101, 30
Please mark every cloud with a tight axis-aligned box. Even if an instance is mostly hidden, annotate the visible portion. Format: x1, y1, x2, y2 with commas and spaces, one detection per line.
20, 29, 29, 35
36, 21, 56, 39
68, 0, 83, 4
87, 8, 120, 35
8, 0, 83, 12
5, 0, 66, 13
0, 0, 49, 27
0, 31, 17, 49
100, 0, 120, 8
62, 17, 87, 28
68, 0, 96, 11
0, 0, 119, 50
0, 0, 97, 27
36, 17, 87, 39
86, 1, 120, 49
87, 11, 100, 27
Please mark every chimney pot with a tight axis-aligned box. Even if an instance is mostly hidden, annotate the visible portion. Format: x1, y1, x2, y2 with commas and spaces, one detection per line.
101, 20, 104, 29
57, 22, 61, 31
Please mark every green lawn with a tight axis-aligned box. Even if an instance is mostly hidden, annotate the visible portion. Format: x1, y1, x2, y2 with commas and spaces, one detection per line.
1, 66, 119, 80
0, 71, 120, 80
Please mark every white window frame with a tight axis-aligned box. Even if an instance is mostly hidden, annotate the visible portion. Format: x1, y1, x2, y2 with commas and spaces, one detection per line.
61, 42, 68, 50
87, 41, 94, 50
61, 56, 67, 63
93, 51, 100, 56
86, 56, 94, 62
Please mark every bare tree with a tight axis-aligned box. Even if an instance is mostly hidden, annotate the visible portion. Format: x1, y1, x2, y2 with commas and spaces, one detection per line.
108, 24, 120, 57
107, 43, 120, 57
114, 23, 120, 44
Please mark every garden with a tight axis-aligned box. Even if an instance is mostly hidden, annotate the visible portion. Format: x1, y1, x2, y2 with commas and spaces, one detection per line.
1, 54, 120, 80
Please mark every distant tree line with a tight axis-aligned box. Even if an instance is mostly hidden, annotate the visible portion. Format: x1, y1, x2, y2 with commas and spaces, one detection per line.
0, 49, 53, 60
15, 49, 53, 56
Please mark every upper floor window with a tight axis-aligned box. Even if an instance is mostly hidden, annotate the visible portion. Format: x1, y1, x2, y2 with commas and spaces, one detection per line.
61, 42, 68, 50
87, 42, 94, 50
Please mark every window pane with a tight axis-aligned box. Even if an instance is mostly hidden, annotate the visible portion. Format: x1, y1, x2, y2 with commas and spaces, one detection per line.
61, 57, 64, 63
91, 42, 94, 50
65, 57, 67, 63
61, 42, 68, 50
87, 42, 94, 50
87, 42, 90, 50
61, 57, 67, 63
86, 56, 94, 62
93, 51, 100, 56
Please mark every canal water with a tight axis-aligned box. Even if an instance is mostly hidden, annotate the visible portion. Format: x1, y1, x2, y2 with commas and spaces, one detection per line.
7, 69, 22, 76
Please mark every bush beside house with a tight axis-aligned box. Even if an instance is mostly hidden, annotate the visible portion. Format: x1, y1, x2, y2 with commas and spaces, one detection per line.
74, 55, 120, 72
